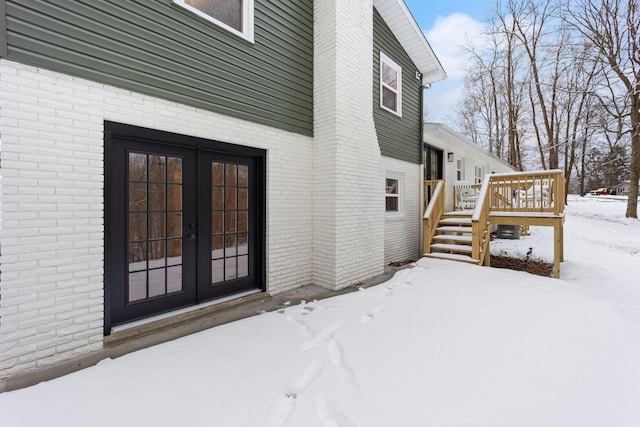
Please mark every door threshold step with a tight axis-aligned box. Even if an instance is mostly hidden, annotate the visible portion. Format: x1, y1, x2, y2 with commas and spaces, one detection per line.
107, 289, 263, 341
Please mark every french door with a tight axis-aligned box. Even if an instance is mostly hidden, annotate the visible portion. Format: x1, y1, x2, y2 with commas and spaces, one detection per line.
424, 144, 443, 180
105, 123, 265, 332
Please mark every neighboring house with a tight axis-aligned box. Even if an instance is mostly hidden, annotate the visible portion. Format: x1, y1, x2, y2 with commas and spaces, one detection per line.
0, 0, 445, 385
423, 123, 515, 211
610, 181, 639, 196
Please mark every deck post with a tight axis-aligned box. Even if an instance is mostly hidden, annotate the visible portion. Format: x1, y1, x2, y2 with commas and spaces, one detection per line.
423, 217, 431, 254
484, 238, 491, 266
558, 221, 564, 262
553, 223, 561, 278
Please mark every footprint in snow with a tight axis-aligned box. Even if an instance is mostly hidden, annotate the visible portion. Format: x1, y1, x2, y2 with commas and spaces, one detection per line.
327, 339, 360, 394
266, 393, 297, 427
360, 313, 375, 324
285, 314, 314, 339
266, 359, 325, 427
300, 320, 346, 352
276, 301, 292, 313
291, 358, 325, 392
315, 392, 359, 427
359, 304, 386, 324
435, 340, 450, 360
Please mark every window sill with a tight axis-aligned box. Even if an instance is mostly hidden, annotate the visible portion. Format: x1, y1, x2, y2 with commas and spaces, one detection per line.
385, 212, 405, 220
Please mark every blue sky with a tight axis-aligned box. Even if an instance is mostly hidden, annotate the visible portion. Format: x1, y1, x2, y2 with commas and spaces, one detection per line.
404, 0, 489, 28
403, 1, 492, 126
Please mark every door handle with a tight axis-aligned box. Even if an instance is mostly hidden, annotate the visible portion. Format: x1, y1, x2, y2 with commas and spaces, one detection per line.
188, 233, 196, 240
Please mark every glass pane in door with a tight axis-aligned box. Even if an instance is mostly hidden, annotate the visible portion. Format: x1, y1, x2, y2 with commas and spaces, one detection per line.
127, 152, 184, 302
211, 162, 250, 284
430, 152, 439, 180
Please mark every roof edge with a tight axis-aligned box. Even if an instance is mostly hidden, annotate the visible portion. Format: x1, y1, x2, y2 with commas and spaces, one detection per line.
423, 122, 516, 171
373, 0, 447, 85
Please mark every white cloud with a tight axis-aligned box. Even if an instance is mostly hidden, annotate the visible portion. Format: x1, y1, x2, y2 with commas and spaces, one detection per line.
423, 13, 485, 124
433, 83, 464, 111
426, 13, 484, 80
424, 81, 464, 123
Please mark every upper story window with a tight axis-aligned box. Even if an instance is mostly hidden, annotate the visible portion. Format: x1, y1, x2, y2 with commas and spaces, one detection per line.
174, 0, 255, 42
380, 52, 402, 117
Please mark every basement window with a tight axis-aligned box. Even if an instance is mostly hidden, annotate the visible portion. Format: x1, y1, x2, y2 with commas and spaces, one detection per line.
380, 52, 403, 116
385, 172, 403, 214
174, 0, 255, 42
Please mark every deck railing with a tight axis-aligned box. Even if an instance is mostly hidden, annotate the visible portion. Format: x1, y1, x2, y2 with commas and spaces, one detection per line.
422, 170, 566, 275
471, 179, 491, 264
453, 183, 481, 211
488, 170, 566, 215
422, 180, 445, 254
423, 179, 441, 213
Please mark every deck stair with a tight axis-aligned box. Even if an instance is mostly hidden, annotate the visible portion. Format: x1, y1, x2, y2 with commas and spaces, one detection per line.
425, 212, 488, 264
423, 171, 566, 277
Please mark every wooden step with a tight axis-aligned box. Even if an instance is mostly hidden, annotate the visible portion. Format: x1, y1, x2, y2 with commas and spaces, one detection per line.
430, 243, 473, 253
439, 217, 472, 225
424, 252, 479, 264
436, 226, 472, 234
443, 210, 474, 217
432, 234, 473, 243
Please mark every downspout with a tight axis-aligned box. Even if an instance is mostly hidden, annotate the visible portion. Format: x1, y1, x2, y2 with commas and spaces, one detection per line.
420, 80, 431, 254
419, 81, 425, 254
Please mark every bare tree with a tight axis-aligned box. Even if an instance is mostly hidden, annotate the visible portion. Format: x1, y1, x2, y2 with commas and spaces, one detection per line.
565, 0, 640, 217
555, 41, 601, 198
494, 4, 530, 169
454, 0, 630, 191
507, 0, 573, 170
454, 77, 491, 148
455, 10, 529, 169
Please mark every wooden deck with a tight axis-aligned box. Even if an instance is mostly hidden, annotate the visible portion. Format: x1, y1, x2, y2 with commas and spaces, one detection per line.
423, 170, 566, 278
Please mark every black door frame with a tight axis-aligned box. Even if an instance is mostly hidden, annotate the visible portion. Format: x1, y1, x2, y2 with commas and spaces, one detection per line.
104, 121, 266, 334
424, 143, 444, 181
195, 150, 261, 301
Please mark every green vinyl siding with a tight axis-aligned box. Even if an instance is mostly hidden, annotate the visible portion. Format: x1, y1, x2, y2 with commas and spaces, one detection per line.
373, 8, 422, 164
3, 0, 313, 136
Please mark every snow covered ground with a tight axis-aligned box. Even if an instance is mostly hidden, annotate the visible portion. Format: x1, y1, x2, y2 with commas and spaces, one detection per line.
1, 195, 640, 426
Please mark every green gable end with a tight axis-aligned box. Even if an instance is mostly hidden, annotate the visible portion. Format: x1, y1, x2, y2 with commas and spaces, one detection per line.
373, 8, 423, 164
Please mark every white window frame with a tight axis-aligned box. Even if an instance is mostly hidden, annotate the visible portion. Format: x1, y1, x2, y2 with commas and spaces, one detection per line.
174, 0, 255, 43
385, 171, 404, 215
456, 158, 465, 181
380, 52, 402, 117
474, 165, 484, 184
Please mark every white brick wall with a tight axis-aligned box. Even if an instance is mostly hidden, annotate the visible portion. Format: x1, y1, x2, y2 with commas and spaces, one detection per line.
0, 59, 314, 379
313, 0, 385, 289
383, 157, 422, 264
0, 0, 412, 380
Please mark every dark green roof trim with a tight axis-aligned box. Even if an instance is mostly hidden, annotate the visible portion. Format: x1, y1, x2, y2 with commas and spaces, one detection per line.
373, 7, 423, 164
4, 0, 314, 136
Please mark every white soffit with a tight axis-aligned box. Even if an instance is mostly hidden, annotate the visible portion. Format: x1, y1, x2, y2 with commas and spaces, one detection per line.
374, 0, 447, 85
423, 122, 516, 171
